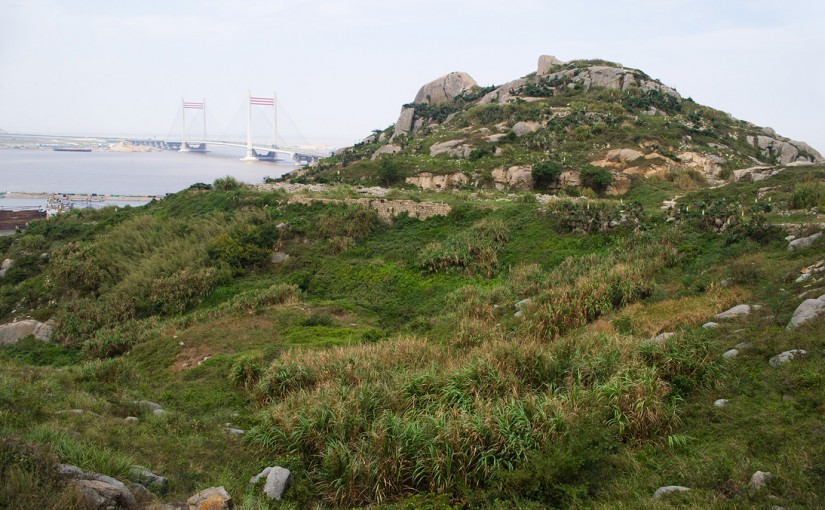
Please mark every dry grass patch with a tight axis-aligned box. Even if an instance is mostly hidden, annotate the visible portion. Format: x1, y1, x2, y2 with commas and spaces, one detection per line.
600, 285, 749, 337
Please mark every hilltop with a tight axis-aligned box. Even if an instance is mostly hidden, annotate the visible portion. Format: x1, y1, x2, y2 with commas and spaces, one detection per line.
297, 55, 822, 196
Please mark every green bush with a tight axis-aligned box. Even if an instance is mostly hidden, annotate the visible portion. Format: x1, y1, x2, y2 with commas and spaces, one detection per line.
789, 181, 825, 209
579, 165, 613, 195
212, 175, 243, 191
532, 160, 563, 190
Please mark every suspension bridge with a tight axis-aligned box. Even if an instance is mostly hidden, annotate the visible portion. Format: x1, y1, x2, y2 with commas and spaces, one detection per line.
128, 92, 327, 164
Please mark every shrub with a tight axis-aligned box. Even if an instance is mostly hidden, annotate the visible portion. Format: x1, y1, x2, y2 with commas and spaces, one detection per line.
148, 266, 218, 315
579, 165, 613, 195
212, 175, 243, 191
419, 218, 510, 277
532, 160, 563, 190
789, 180, 825, 209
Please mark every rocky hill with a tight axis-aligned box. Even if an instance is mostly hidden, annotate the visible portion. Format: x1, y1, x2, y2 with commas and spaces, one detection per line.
300, 55, 822, 195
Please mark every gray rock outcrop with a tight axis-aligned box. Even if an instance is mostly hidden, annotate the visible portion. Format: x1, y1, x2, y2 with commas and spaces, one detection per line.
429, 139, 470, 158
371, 144, 402, 160
787, 232, 822, 251
714, 399, 728, 407
702, 322, 720, 329
786, 294, 825, 329
0, 258, 12, 278
746, 134, 823, 164
0, 319, 56, 346
492, 166, 533, 190
59, 464, 138, 510
405, 172, 469, 191
263, 466, 293, 500
651, 485, 691, 499
413, 72, 477, 105
537, 55, 566, 74
769, 349, 807, 368
187, 486, 233, 510
748, 470, 772, 490
392, 107, 415, 139
722, 349, 740, 359
714, 304, 756, 320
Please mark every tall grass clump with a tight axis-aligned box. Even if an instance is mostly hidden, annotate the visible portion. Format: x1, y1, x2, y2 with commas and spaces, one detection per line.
419, 218, 510, 277
789, 180, 825, 209
27, 427, 135, 481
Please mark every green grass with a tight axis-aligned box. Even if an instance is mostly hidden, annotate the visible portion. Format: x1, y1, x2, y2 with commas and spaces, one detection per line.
1, 176, 824, 508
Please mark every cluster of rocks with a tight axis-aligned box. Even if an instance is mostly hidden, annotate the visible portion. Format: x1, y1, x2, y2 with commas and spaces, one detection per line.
59, 462, 292, 510
0, 318, 55, 346
652, 470, 773, 500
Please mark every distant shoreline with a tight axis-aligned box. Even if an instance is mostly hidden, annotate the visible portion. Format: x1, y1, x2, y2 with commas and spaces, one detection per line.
2, 192, 158, 202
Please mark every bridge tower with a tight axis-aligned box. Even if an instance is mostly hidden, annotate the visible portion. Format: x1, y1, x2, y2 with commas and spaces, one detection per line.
180, 98, 205, 152
242, 91, 276, 161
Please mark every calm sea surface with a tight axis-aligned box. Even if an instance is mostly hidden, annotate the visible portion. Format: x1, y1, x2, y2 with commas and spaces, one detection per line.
0, 147, 298, 208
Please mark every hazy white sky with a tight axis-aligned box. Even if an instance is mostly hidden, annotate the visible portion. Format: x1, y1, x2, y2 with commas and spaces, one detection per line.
1, 0, 823, 150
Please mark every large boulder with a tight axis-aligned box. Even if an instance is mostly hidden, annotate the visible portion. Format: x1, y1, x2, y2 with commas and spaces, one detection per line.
263, 467, 293, 500
187, 487, 233, 510
786, 294, 825, 329
491, 166, 533, 190
370, 144, 402, 160
72, 479, 139, 510
746, 135, 823, 164
714, 304, 755, 320
0, 319, 56, 346
429, 139, 470, 158
768, 349, 807, 368
405, 172, 469, 191
59, 464, 138, 510
0, 258, 12, 277
537, 55, 566, 75
413, 72, 477, 105
787, 232, 822, 251
392, 107, 415, 139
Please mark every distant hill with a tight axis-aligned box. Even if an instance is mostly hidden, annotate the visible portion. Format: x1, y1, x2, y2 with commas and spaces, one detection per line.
299, 55, 823, 194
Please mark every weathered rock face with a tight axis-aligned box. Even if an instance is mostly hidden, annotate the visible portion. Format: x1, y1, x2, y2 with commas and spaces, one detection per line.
59, 464, 138, 510
406, 172, 469, 191
491, 166, 533, 190
768, 349, 808, 367
371, 144, 402, 160
605, 173, 632, 195
392, 107, 415, 139
263, 467, 293, 500
787, 232, 822, 251
678, 152, 726, 177
429, 139, 471, 158
0, 258, 12, 278
187, 486, 233, 510
413, 72, 477, 105
714, 304, 755, 319
511, 121, 542, 136
0, 319, 55, 346
746, 134, 824, 164
537, 54, 566, 74
72, 479, 138, 510
732, 165, 781, 182
786, 294, 825, 329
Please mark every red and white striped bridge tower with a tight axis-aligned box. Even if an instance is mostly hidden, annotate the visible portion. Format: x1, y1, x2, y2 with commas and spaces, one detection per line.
242, 91, 277, 161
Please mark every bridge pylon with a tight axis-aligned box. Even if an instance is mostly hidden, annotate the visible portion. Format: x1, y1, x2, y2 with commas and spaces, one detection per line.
242, 91, 277, 161
181, 98, 206, 152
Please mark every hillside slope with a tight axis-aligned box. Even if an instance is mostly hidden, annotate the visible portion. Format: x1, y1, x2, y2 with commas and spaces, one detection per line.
298, 55, 822, 196
0, 166, 823, 508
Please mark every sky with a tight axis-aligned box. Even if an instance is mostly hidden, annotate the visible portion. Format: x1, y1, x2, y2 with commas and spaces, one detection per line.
1, 0, 823, 151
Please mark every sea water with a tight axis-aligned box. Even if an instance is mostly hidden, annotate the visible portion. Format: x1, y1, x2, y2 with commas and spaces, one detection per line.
0, 147, 298, 209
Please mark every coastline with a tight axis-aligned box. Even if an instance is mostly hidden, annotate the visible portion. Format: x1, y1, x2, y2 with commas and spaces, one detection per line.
2, 192, 159, 202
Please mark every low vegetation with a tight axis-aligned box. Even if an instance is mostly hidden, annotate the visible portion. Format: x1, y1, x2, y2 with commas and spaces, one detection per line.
1, 167, 824, 509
